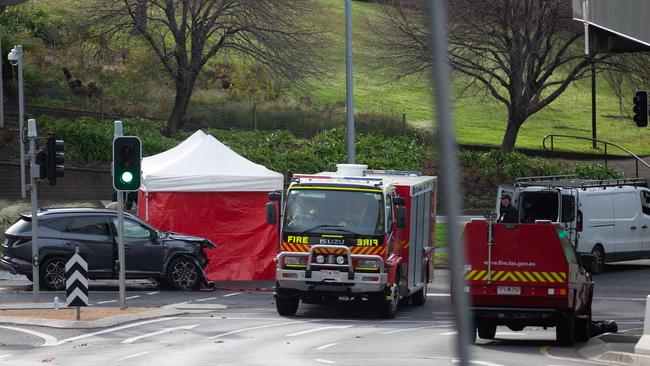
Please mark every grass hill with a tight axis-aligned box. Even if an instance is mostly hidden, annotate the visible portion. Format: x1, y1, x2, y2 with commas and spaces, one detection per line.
6, 0, 650, 155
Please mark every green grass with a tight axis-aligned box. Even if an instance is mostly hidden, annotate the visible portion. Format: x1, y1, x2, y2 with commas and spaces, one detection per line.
20, 0, 650, 156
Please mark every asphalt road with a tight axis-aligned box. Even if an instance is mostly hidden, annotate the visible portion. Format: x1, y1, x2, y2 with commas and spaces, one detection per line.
0, 262, 648, 366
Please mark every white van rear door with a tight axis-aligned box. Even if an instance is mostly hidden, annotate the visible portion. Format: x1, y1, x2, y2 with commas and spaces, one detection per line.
613, 191, 641, 258
496, 185, 516, 216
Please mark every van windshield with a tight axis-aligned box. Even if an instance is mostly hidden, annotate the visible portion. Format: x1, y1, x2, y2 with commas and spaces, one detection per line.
520, 191, 559, 223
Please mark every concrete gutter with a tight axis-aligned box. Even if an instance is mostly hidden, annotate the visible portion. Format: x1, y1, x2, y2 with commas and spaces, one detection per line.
579, 333, 650, 366
0, 303, 226, 329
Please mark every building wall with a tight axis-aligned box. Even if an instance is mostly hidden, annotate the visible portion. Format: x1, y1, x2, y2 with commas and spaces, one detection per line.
0, 161, 113, 201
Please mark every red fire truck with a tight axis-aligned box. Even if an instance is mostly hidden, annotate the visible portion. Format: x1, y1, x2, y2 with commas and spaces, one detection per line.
463, 218, 595, 346
266, 164, 437, 318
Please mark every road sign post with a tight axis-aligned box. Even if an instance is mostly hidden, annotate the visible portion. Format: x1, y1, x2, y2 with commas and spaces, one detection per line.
65, 247, 88, 321
27, 119, 39, 302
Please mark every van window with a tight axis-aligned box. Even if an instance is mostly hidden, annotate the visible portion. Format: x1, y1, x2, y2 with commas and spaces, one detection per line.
520, 191, 559, 223
561, 195, 575, 222
641, 191, 650, 216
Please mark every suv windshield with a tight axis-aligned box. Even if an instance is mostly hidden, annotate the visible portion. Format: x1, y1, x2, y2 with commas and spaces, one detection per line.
283, 188, 384, 235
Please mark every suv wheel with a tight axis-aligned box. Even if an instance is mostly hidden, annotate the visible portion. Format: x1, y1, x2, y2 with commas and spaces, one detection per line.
590, 246, 605, 274
166, 257, 200, 290
40, 257, 66, 291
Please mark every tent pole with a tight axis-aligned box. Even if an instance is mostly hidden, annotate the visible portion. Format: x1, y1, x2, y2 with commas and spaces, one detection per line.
145, 191, 149, 222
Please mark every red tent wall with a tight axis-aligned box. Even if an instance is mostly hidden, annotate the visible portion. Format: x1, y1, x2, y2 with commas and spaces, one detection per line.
138, 191, 277, 280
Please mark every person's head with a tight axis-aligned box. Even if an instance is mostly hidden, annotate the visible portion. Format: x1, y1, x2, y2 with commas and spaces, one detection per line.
500, 194, 512, 206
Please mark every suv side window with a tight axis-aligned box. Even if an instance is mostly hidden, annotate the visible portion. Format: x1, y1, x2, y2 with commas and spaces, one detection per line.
112, 219, 151, 239
64, 216, 111, 236
641, 191, 650, 216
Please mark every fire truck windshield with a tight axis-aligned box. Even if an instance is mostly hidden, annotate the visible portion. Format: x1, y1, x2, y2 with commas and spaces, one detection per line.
283, 188, 385, 235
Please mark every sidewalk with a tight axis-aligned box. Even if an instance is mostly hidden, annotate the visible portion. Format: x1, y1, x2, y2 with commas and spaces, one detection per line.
579, 331, 650, 366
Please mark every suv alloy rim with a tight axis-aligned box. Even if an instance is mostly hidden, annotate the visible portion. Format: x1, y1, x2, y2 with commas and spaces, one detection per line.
171, 259, 198, 288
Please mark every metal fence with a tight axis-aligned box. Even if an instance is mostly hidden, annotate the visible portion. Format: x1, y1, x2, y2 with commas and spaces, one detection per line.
2, 87, 409, 138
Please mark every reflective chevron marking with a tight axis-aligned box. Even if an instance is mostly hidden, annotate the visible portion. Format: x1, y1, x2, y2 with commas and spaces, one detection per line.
464, 269, 566, 283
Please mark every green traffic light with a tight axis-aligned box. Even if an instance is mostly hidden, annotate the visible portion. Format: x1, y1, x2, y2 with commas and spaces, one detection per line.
121, 171, 134, 184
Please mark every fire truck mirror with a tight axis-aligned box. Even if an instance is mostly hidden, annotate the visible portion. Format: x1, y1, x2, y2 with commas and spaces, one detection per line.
266, 202, 278, 225
394, 197, 406, 206
268, 191, 282, 201
396, 206, 407, 228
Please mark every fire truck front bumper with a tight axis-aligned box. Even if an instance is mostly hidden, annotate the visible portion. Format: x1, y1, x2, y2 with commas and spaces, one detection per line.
277, 268, 387, 293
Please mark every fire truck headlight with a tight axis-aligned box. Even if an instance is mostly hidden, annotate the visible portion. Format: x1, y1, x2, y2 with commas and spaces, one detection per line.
336, 255, 345, 265
284, 256, 306, 266
316, 255, 325, 264
356, 259, 379, 269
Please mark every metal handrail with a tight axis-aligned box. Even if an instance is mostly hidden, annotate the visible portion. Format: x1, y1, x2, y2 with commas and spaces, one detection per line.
542, 134, 650, 178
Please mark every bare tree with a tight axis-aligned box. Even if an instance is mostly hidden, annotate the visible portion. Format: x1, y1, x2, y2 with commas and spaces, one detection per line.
86, 0, 327, 136
369, 0, 616, 152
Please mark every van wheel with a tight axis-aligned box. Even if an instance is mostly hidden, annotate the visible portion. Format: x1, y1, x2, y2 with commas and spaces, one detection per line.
478, 322, 497, 339
590, 246, 605, 274
556, 313, 576, 347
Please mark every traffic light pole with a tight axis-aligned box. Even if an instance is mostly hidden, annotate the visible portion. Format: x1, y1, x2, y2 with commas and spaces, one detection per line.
114, 121, 126, 310
27, 119, 39, 302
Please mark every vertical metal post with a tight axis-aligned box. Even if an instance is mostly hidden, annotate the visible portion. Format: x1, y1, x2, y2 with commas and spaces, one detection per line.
0, 35, 4, 129
345, 0, 355, 164
402, 112, 406, 136
27, 118, 39, 302
99, 85, 104, 121
75, 246, 80, 321
427, 2, 471, 364
17, 46, 26, 198
636, 159, 639, 178
114, 121, 126, 310
591, 58, 597, 149
328, 107, 333, 128
253, 101, 257, 130
604, 143, 607, 168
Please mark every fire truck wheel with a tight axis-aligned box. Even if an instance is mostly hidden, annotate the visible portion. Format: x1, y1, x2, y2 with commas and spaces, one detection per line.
276, 295, 299, 316
574, 314, 591, 342
477, 322, 497, 339
556, 313, 576, 347
470, 324, 477, 344
378, 283, 399, 318
411, 281, 427, 306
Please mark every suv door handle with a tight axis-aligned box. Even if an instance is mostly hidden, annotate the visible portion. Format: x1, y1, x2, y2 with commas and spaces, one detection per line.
65, 241, 80, 246
631, 226, 637, 230
643, 225, 648, 229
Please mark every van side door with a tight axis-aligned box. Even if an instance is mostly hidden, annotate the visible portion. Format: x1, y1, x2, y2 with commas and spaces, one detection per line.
613, 191, 641, 261
638, 189, 650, 259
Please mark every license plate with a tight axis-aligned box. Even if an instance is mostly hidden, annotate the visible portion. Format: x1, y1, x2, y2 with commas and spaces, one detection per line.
497, 286, 521, 295
321, 270, 341, 279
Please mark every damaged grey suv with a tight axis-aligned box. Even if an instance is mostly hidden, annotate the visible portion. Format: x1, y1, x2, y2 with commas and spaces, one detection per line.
0, 208, 216, 291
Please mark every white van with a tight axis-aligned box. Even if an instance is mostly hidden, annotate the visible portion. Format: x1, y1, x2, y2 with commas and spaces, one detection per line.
497, 176, 650, 273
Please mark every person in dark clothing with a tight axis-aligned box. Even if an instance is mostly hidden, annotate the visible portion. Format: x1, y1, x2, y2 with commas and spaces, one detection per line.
498, 194, 519, 223
107, 191, 139, 210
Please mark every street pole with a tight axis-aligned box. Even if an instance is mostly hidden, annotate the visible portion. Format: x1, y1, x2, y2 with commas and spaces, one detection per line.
27, 118, 39, 302
114, 120, 126, 310
591, 58, 597, 149
13, 46, 26, 198
345, 0, 355, 164
427, 2, 471, 365
0, 35, 4, 130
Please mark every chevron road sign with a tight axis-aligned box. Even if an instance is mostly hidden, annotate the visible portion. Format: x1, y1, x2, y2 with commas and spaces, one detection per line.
65, 252, 88, 307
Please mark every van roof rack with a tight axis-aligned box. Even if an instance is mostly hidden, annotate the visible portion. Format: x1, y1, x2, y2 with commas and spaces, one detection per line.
515, 175, 648, 189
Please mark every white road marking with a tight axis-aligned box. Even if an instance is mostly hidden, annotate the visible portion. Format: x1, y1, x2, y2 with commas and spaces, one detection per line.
53, 317, 174, 346
125, 295, 140, 300
495, 331, 528, 336
314, 359, 335, 364
0, 325, 57, 347
381, 324, 453, 334
122, 324, 199, 344
0, 354, 12, 359
427, 293, 451, 297
222, 292, 244, 297
146, 292, 159, 295
207, 321, 303, 339
316, 343, 338, 350
195, 297, 217, 302
451, 359, 504, 366
116, 351, 151, 362
595, 297, 647, 301
439, 331, 458, 336
97, 300, 117, 304
286, 325, 352, 337
183, 316, 453, 324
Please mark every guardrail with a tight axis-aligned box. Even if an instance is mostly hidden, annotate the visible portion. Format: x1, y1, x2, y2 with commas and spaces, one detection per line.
542, 134, 650, 178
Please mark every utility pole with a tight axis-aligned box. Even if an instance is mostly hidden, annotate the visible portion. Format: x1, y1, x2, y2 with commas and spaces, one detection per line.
114, 121, 126, 310
345, 0, 355, 164
8, 45, 26, 197
27, 118, 39, 302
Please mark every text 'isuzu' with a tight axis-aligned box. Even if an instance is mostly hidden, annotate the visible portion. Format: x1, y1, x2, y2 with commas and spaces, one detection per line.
266, 164, 437, 318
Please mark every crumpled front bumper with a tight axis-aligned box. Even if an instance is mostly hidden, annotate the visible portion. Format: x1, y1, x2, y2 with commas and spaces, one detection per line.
0, 256, 31, 275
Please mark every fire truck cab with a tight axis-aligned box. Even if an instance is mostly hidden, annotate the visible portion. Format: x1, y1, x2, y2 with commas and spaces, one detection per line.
266, 164, 437, 318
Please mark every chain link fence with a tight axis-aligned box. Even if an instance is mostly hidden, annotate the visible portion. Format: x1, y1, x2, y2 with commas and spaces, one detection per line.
3, 87, 412, 138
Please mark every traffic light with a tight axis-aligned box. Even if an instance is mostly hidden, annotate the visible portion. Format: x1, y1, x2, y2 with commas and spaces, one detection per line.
45, 133, 64, 186
633, 90, 648, 127
113, 136, 142, 191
